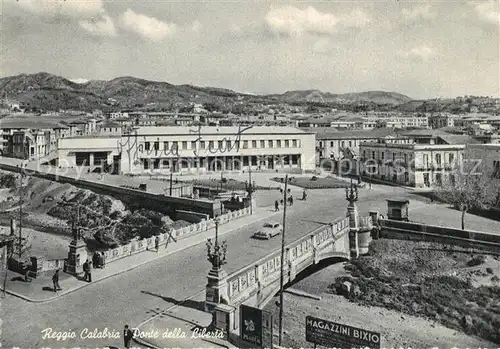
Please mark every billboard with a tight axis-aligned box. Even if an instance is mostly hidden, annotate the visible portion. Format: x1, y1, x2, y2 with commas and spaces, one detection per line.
240, 304, 273, 348
305, 315, 381, 349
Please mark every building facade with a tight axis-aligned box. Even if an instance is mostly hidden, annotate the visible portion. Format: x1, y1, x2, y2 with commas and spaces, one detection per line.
359, 140, 466, 188
57, 126, 316, 174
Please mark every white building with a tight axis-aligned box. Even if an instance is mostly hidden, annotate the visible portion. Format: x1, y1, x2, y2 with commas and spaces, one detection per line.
57, 126, 316, 174
466, 144, 500, 179
359, 134, 478, 188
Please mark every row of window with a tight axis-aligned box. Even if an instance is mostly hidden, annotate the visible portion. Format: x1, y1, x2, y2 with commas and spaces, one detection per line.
319, 140, 357, 148
144, 139, 301, 151
142, 155, 300, 169
362, 151, 456, 166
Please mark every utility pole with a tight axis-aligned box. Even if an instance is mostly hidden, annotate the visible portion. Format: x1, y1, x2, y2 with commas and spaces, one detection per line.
169, 171, 173, 196
16, 163, 26, 259
278, 174, 289, 346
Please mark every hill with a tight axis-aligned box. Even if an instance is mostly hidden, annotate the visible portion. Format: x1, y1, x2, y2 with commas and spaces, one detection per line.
270, 89, 412, 105
0, 72, 415, 112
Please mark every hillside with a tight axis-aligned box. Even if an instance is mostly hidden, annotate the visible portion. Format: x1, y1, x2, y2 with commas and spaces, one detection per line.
0, 72, 413, 112
270, 89, 412, 105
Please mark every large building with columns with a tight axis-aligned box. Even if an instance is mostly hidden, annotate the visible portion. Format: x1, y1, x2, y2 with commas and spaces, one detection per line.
57, 126, 316, 174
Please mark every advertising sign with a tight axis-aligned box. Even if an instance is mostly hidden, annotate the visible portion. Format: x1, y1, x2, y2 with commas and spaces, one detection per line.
305, 315, 381, 349
240, 304, 263, 347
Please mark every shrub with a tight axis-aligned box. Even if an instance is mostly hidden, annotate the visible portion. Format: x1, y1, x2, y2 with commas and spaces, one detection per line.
0, 173, 16, 189
467, 255, 487, 267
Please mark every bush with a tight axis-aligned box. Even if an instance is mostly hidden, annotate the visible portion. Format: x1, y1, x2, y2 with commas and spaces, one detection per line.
468, 255, 487, 267
0, 173, 16, 189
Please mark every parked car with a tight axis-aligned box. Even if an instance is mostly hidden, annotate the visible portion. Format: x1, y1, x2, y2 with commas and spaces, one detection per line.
252, 221, 283, 239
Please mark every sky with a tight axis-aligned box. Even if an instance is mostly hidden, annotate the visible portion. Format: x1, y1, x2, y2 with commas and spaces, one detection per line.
1, 0, 499, 99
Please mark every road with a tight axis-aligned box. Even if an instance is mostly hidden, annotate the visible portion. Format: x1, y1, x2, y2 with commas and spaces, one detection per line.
3, 180, 499, 349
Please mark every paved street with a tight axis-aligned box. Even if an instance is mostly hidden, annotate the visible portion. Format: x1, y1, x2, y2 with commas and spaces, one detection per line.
2, 177, 500, 348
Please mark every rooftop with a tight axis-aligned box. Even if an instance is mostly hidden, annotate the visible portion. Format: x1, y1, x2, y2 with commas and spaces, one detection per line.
130, 126, 312, 136
0, 119, 68, 129
312, 128, 397, 140
436, 134, 479, 145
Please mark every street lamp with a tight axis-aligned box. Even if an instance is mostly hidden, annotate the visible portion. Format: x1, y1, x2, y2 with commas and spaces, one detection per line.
245, 170, 256, 215
346, 179, 359, 204
206, 218, 227, 269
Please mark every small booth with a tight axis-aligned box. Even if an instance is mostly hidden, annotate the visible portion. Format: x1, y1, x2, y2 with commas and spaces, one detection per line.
386, 198, 409, 221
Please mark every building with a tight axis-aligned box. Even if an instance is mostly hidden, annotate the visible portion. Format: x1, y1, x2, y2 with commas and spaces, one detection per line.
465, 144, 500, 179
428, 113, 460, 129
313, 128, 398, 162
57, 126, 316, 174
359, 134, 479, 188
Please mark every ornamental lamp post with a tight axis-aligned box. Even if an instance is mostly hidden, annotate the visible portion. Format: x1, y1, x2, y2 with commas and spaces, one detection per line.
205, 217, 229, 312
206, 218, 227, 270
346, 178, 359, 204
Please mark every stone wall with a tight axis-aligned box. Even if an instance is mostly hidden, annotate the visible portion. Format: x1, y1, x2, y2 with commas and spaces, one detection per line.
380, 219, 500, 252
102, 206, 252, 264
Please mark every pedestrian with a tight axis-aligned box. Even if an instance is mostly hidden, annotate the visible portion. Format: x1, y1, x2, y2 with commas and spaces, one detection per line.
155, 236, 159, 253
52, 269, 61, 291
101, 252, 106, 269
302, 189, 307, 201
275, 200, 279, 212
289, 196, 294, 206
92, 252, 99, 268
123, 325, 134, 349
83, 259, 89, 282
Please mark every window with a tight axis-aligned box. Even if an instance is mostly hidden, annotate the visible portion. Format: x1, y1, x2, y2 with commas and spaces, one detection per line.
252, 140, 257, 148
292, 155, 298, 164
382, 152, 385, 160
200, 141, 206, 149
172, 141, 178, 151
436, 154, 441, 165
268, 140, 273, 148
372, 151, 375, 159
349, 141, 352, 147
319, 141, 323, 147
243, 140, 248, 149
260, 140, 265, 148
153, 141, 159, 150
277, 140, 281, 148
341, 141, 345, 147
145, 142, 150, 151
163, 141, 169, 150
218, 141, 223, 150
330, 141, 334, 147
423, 154, 429, 167
392, 153, 396, 161
182, 141, 187, 150
226, 140, 232, 149
448, 153, 454, 164
292, 140, 297, 147
191, 141, 196, 150
143, 160, 149, 169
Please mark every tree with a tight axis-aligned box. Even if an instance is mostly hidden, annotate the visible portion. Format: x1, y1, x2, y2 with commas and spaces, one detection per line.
436, 160, 498, 230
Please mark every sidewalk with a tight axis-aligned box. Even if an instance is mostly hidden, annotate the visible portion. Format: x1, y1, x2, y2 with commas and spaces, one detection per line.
133, 290, 237, 349
0, 206, 278, 303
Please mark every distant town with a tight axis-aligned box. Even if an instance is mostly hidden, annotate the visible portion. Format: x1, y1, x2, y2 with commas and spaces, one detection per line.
1, 72, 500, 349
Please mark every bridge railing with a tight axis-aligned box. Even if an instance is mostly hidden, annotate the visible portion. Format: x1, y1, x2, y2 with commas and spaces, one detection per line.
102, 206, 252, 264
380, 219, 500, 247
225, 216, 351, 305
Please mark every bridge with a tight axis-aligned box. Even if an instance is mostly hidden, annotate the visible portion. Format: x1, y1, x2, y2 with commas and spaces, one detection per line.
206, 202, 375, 335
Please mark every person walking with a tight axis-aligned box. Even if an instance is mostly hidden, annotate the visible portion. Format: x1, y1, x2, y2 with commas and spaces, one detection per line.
275, 200, 279, 212
302, 189, 307, 201
83, 259, 92, 283
289, 196, 293, 206
83, 259, 89, 282
123, 325, 134, 349
155, 236, 160, 253
52, 269, 61, 291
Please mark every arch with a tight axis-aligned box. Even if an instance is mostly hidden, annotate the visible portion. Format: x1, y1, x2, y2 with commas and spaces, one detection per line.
236, 251, 350, 310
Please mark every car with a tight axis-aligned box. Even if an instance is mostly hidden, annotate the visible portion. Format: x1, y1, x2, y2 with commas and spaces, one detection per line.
252, 221, 283, 239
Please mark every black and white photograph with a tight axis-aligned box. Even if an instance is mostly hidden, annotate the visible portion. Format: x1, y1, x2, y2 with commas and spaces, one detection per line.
0, 0, 499, 348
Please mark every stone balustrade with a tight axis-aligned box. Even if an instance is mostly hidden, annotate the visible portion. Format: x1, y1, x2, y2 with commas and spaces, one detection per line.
225, 216, 351, 307
101, 206, 252, 264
